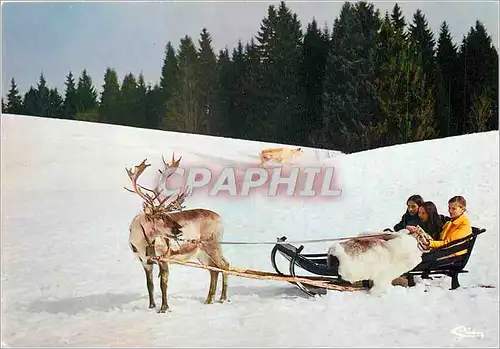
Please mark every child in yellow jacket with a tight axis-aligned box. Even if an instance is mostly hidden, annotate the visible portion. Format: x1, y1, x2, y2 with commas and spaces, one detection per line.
425, 196, 472, 256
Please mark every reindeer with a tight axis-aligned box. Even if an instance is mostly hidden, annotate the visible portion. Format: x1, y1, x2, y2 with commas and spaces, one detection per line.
126, 154, 229, 313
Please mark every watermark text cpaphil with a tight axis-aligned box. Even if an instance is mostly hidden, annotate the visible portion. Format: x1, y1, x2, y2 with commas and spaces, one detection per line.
155, 165, 342, 199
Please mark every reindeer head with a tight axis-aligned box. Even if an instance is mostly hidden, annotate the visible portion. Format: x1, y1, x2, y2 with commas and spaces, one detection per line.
125, 154, 188, 237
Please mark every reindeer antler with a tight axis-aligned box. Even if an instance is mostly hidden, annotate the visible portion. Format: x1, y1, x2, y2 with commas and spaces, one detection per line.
159, 153, 182, 175
125, 159, 160, 207
156, 153, 188, 212
126, 154, 188, 212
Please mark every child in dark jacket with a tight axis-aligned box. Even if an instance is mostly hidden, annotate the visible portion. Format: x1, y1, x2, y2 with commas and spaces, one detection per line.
393, 194, 424, 231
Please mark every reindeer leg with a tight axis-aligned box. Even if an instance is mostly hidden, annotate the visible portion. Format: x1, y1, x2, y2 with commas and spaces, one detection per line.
143, 264, 156, 309
158, 262, 170, 313
200, 249, 222, 305
194, 255, 216, 304
204, 248, 230, 304
218, 255, 230, 303
206, 269, 219, 304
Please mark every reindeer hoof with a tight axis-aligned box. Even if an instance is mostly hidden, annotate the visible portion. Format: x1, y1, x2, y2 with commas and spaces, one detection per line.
149, 303, 156, 309
157, 307, 170, 313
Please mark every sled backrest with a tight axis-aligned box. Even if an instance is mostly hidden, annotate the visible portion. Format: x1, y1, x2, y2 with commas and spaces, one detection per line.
426, 226, 486, 271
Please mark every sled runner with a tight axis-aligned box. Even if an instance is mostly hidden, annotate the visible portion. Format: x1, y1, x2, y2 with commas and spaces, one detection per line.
270, 227, 486, 296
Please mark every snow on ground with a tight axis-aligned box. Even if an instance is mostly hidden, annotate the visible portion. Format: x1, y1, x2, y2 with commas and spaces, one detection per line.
1, 114, 499, 347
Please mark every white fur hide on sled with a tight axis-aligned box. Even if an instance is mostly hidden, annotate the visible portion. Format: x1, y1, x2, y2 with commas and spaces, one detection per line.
327, 229, 423, 294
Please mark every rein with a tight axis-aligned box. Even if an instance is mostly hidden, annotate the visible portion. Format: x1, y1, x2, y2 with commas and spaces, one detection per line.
171, 232, 402, 246
143, 209, 426, 248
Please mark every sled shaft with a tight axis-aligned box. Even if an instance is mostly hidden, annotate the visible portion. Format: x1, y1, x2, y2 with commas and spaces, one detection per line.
157, 257, 362, 292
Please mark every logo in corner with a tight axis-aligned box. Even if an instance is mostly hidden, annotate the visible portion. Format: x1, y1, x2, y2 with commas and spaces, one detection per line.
450, 325, 484, 339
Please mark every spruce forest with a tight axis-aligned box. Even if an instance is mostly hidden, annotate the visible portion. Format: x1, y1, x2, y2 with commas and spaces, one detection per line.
3, 2, 499, 153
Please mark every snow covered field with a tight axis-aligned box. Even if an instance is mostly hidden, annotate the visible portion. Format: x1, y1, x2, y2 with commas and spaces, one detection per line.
1, 114, 498, 347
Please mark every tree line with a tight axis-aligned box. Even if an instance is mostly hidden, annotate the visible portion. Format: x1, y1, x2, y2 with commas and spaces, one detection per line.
3, 1, 498, 153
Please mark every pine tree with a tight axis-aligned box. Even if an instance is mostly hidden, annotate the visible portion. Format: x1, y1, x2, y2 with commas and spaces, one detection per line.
241, 39, 265, 140
299, 18, 329, 146
227, 41, 249, 139
436, 21, 458, 137
212, 48, 233, 136
323, 1, 382, 151
256, 5, 279, 62
160, 41, 179, 118
164, 35, 200, 132
378, 5, 412, 145
255, 1, 303, 143
458, 21, 499, 133
354, 1, 382, 76
76, 69, 98, 121
377, 12, 393, 67
63, 71, 78, 120
377, 4, 407, 70
137, 73, 149, 128
197, 28, 218, 135
146, 83, 164, 130
120, 72, 139, 127
408, 9, 436, 86
36, 73, 50, 116
5, 78, 23, 114
48, 88, 64, 117
390, 3, 407, 57
407, 9, 437, 141
99, 67, 121, 124
23, 87, 37, 116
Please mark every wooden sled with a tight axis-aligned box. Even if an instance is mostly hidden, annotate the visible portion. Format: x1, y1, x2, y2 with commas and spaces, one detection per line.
270, 227, 486, 296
